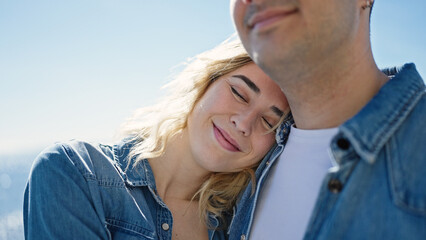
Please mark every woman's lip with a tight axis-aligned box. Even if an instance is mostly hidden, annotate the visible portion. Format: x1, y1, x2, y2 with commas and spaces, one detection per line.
248, 9, 297, 30
213, 124, 241, 152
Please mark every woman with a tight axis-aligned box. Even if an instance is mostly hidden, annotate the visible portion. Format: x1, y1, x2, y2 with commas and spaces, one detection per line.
23, 39, 290, 239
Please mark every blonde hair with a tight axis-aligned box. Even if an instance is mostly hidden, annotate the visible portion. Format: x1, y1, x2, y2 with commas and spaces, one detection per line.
121, 38, 259, 227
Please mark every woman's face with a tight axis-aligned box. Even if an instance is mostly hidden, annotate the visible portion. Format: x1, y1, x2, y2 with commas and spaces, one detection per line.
186, 63, 289, 173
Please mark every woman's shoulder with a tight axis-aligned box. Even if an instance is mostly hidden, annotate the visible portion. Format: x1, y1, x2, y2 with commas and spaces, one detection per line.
24, 139, 148, 239
31, 140, 121, 180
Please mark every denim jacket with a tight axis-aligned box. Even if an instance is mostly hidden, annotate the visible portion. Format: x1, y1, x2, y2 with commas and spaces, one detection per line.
24, 140, 225, 240
227, 63, 426, 240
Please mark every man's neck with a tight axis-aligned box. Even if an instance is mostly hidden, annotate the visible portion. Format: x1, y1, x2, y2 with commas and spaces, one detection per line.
277, 48, 389, 130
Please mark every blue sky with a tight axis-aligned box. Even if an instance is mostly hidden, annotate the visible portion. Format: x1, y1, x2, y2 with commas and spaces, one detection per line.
1, 0, 425, 156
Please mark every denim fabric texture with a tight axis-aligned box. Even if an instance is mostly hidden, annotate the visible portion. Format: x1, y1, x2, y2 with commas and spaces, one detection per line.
23, 140, 225, 240
227, 63, 426, 240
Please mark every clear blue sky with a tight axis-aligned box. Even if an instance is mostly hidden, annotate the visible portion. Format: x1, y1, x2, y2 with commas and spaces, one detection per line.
1, 0, 425, 155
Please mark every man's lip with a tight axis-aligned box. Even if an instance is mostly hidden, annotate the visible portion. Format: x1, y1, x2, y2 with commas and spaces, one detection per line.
248, 8, 298, 29
213, 123, 241, 152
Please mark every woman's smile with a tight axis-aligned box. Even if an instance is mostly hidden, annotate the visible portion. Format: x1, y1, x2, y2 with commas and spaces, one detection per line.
213, 123, 241, 152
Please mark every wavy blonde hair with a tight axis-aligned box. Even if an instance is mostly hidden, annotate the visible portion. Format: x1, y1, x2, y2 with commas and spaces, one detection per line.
121, 38, 265, 227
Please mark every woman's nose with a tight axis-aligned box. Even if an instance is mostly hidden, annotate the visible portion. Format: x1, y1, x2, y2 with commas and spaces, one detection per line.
230, 111, 256, 136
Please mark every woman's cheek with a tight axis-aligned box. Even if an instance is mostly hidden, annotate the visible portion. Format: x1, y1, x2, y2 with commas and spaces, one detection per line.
255, 134, 276, 157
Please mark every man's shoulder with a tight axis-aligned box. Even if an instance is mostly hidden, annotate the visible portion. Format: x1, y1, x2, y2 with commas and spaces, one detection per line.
386, 91, 426, 215
392, 89, 426, 158
398, 89, 426, 133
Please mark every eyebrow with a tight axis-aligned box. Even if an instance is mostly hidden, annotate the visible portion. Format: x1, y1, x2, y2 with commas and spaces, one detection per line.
232, 75, 260, 93
271, 106, 284, 117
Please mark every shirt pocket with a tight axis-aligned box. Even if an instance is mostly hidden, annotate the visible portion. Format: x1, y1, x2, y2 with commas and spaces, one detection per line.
106, 218, 156, 240
387, 137, 426, 216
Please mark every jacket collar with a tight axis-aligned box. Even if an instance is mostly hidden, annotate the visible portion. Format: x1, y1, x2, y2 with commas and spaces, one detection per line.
274, 63, 425, 165
276, 113, 294, 146
340, 63, 425, 164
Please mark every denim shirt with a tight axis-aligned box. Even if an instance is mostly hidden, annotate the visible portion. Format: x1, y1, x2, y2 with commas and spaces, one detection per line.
227, 63, 426, 240
23, 140, 225, 240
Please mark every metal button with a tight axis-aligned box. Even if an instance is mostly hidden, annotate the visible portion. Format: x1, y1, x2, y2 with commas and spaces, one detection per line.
240, 234, 246, 240
328, 179, 343, 193
336, 138, 350, 150
161, 223, 170, 231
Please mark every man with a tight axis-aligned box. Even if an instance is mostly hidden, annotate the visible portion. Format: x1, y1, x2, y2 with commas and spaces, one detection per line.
228, 0, 426, 239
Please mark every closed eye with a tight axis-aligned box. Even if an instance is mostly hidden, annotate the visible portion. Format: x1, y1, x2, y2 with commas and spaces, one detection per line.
262, 117, 273, 129
231, 86, 247, 103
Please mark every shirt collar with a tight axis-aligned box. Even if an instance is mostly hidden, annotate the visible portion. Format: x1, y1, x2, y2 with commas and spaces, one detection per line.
275, 113, 294, 145
340, 63, 425, 164
113, 139, 156, 188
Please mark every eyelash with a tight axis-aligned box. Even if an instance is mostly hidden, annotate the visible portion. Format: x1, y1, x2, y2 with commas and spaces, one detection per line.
231, 86, 274, 130
231, 86, 247, 102
262, 117, 273, 129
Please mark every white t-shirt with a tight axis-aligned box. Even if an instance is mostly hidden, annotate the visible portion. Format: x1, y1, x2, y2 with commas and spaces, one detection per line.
250, 125, 338, 240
